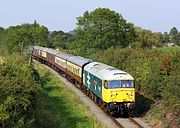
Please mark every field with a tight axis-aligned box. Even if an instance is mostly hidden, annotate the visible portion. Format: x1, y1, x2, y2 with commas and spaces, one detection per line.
154, 46, 180, 52
35, 63, 105, 128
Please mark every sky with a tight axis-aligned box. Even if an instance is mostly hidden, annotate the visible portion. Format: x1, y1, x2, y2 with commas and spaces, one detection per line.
0, 0, 179, 33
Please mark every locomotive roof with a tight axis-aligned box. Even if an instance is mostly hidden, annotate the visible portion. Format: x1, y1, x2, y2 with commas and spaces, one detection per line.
84, 62, 134, 80
67, 56, 92, 67
56, 51, 73, 60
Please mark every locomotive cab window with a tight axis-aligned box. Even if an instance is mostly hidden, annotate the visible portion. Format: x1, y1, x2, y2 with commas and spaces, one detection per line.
104, 80, 121, 89
121, 80, 134, 88
108, 80, 121, 89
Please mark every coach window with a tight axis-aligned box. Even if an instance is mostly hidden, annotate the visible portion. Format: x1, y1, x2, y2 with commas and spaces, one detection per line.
104, 80, 108, 89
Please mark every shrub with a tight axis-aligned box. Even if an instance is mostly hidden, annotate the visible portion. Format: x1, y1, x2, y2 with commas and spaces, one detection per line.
0, 55, 40, 128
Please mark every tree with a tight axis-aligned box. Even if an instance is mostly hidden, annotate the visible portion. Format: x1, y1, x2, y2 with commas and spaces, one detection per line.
169, 27, 178, 40
74, 8, 136, 50
162, 32, 170, 43
0, 27, 4, 44
1, 23, 49, 54
133, 27, 161, 48
48, 31, 74, 49
176, 32, 180, 46
0, 54, 40, 127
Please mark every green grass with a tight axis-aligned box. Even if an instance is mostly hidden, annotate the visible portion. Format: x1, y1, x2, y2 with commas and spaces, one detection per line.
35, 63, 105, 128
154, 46, 180, 53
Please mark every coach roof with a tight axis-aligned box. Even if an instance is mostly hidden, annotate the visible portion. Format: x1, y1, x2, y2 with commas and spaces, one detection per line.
67, 56, 92, 67
55, 51, 73, 60
45, 48, 59, 55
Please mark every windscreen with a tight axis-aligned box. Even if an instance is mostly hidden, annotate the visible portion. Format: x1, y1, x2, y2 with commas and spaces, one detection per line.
121, 80, 134, 88
105, 80, 134, 89
108, 80, 121, 89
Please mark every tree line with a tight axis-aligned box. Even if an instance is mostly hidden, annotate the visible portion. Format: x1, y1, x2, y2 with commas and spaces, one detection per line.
0, 7, 179, 128
0, 8, 179, 55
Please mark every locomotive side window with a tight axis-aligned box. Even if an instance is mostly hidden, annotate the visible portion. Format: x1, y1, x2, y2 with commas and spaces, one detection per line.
104, 80, 108, 89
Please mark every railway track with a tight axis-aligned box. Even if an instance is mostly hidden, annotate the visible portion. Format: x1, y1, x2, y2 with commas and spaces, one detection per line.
115, 117, 144, 128
108, 115, 151, 128
95, 102, 147, 128
36, 60, 151, 128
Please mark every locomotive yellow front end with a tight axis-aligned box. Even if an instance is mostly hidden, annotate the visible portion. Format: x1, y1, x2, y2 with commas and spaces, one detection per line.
102, 71, 135, 116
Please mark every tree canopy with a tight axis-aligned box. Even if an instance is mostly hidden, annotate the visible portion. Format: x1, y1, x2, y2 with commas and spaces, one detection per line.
0, 23, 48, 54
74, 8, 136, 50
169, 27, 178, 38
133, 27, 161, 48
48, 31, 74, 49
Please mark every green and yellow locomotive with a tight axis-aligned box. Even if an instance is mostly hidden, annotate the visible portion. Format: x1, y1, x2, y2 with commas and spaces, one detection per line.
83, 62, 135, 116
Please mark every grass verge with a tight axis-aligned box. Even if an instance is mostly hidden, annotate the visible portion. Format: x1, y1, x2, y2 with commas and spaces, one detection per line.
35, 63, 105, 128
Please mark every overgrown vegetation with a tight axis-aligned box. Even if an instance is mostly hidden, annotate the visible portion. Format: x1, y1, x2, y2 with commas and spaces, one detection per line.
35, 63, 105, 128
0, 54, 40, 128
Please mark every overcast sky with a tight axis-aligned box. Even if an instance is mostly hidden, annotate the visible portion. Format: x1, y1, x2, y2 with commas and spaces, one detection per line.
0, 0, 179, 32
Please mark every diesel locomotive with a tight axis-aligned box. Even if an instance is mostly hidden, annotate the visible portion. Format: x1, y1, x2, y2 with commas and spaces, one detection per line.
32, 46, 135, 116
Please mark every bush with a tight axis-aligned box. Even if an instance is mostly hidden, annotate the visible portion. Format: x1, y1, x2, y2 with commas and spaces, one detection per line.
0, 54, 40, 128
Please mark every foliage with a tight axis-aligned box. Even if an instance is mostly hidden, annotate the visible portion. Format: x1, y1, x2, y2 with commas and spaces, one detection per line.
48, 31, 74, 49
0, 23, 48, 54
162, 32, 170, 43
159, 27, 180, 46
73, 8, 136, 50
132, 27, 161, 48
162, 52, 180, 112
0, 54, 40, 128
169, 27, 178, 40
